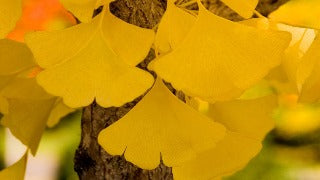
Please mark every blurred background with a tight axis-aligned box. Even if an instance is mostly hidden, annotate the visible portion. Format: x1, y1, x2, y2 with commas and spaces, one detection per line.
1, 0, 320, 179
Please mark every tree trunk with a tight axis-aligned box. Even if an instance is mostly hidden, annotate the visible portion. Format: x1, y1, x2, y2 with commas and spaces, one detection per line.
74, 0, 172, 179
74, 0, 289, 179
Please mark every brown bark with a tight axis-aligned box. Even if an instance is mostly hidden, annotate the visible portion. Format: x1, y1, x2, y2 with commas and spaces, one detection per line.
74, 0, 289, 179
74, 1, 171, 179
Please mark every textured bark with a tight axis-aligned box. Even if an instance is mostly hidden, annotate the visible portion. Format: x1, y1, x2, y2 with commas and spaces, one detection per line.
74, 0, 289, 179
74, 1, 171, 179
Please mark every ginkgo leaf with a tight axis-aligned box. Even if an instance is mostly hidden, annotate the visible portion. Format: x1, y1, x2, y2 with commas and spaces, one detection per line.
1, 78, 56, 155
173, 95, 277, 180
0, 0, 22, 38
0, 39, 36, 114
0, 95, 8, 114
47, 98, 75, 127
269, 0, 320, 30
297, 37, 320, 87
26, 7, 154, 108
154, 0, 195, 54
0, 151, 27, 180
220, 0, 258, 19
1, 78, 52, 100
241, 18, 317, 89
98, 78, 226, 169
173, 132, 262, 180
299, 61, 320, 103
0, 39, 73, 154
271, 24, 316, 85
0, 39, 34, 76
60, 0, 107, 23
208, 95, 276, 140
150, 1, 291, 102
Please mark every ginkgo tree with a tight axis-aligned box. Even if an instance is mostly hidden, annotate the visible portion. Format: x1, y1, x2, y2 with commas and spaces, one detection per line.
1, 0, 320, 179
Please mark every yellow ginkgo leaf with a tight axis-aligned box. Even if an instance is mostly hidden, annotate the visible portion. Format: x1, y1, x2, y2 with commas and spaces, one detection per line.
0, 152, 27, 180
0, 95, 8, 114
220, 0, 258, 19
173, 132, 261, 180
150, 2, 291, 102
155, 1, 195, 54
98, 78, 226, 169
26, 7, 154, 108
47, 98, 75, 128
0, 0, 22, 38
1, 78, 52, 100
0, 39, 34, 76
173, 95, 277, 180
60, 0, 108, 23
299, 61, 320, 103
1, 78, 56, 155
209, 95, 276, 140
0, 40, 68, 154
269, 0, 320, 30
0, 39, 36, 114
241, 19, 317, 90
297, 37, 320, 87
276, 25, 316, 85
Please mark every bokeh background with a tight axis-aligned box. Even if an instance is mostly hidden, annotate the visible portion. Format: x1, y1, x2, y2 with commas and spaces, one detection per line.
1, 0, 320, 179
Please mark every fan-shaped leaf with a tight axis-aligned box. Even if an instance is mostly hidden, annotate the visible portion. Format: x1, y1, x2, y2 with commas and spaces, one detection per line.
150, 2, 290, 102
173, 95, 277, 180
98, 78, 226, 169
26, 7, 155, 108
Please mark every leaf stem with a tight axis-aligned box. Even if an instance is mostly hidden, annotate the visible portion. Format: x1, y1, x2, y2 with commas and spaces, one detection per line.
253, 10, 265, 18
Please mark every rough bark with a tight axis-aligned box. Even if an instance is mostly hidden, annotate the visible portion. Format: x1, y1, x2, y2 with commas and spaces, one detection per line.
74, 1, 172, 179
74, 0, 289, 179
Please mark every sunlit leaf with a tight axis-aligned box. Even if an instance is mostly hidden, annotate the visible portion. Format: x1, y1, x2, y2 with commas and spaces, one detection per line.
173, 95, 277, 180
299, 60, 320, 103
98, 78, 226, 169
150, 2, 290, 102
0, 0, 22, 38
1, 78, 56, 155
269, 0, 320, 30
0, 96, 7, 114
0, 39, 35, 114
297, 37, 320, 88
60, 0, 108, 22
0, 39, 34, 76
0, 40, 70, 154
242, 18, 316, 92
47, 98, 75, 128
208, 96, 276, 140
221, 0, 258, 19
26, 7, 154, 108
155, 1, 195, 54
174, 132, 261, 180
0, 151, 27, 180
